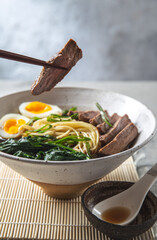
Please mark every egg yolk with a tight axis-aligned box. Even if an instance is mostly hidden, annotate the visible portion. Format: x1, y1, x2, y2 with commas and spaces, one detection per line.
25, 101, 52, 114
4, 119, 26, 134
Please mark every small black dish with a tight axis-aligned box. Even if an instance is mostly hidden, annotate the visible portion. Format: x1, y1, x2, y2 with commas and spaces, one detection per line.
81, 181, 157, 240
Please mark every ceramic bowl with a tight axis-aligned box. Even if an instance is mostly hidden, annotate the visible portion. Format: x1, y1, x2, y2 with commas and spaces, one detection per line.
0, 88, 156, 198
81, 181, 157, 239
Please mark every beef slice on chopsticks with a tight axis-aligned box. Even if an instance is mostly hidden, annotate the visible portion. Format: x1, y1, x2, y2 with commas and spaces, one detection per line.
31, 39, 82, 95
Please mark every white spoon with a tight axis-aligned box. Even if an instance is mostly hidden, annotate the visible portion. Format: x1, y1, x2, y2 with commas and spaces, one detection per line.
92, 163, 157, 226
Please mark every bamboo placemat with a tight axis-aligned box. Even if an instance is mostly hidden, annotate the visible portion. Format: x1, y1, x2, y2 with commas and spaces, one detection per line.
0, 157, 155, 240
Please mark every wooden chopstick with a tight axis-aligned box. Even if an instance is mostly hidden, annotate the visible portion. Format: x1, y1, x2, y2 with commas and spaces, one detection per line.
0, 49, 67, 70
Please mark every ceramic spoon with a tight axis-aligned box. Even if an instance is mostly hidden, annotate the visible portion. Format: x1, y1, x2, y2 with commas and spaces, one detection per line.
92, 163, 157, 226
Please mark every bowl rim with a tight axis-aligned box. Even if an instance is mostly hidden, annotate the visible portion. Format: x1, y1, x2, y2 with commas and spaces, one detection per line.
0, 87, 156, 165
81, 180, 157, 228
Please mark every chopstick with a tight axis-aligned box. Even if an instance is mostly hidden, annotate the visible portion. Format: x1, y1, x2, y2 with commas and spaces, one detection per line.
0, 49, 67, 70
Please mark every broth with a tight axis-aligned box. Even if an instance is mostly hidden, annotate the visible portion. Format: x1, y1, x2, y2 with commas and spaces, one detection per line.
101, 206, 131, 224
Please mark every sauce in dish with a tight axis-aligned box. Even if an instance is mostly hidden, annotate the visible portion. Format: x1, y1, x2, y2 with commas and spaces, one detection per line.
101, 206, 131, 224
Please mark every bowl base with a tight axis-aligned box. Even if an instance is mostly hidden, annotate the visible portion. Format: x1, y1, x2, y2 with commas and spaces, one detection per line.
30, 179, 99, 199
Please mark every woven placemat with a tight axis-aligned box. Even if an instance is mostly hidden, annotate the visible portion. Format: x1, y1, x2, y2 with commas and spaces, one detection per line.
0, 158, 155, 240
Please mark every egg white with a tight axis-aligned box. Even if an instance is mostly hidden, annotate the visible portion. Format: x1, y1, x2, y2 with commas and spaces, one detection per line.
19, 102, 62, 118
0, 113, 29, 139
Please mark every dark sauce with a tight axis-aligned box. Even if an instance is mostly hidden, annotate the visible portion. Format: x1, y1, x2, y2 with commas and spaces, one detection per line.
101, 206, 131, 224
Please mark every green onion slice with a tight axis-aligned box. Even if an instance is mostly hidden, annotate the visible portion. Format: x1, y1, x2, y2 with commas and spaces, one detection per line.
26, 117, 40, 126
62, 107, 77, 116
96, 102, 113, 127
55, 135, 90, 144
86, 141, 91, 159
34, 124, 52, 133
47, 113, 78, 122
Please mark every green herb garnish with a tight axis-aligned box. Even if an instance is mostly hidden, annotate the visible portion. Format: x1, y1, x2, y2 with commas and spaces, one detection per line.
70, 113, 78, 119
62, 107, 77, 116
26, 117, 40, 126
55, 135, 90, 145
69, 107, 77, 111
34, 124, 52, 133
86, 141, 91, 159
47, 112, 78, 122
96, 102, 113, 127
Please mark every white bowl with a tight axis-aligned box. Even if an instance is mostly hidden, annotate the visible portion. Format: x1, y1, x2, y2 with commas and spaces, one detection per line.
0, 88, 156, 198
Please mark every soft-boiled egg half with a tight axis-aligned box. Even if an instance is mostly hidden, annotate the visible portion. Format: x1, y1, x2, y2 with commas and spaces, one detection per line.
19, 101, 62, 118
0, 114, 29, 138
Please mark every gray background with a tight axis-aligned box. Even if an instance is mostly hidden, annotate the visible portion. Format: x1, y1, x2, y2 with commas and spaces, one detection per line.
0, 0, 157, 82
